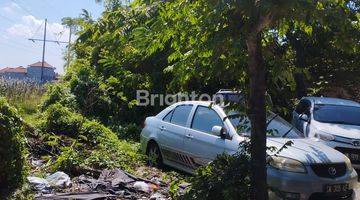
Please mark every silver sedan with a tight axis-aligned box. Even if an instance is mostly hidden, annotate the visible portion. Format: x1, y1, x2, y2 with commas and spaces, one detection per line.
140, 101, 358, 200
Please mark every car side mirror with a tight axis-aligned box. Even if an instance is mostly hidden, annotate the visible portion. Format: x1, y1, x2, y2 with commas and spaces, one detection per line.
211, 126, 228, 139
299, 114, 309, 122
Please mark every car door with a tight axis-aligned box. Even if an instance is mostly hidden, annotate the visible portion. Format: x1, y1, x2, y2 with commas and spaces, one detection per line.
183, 105, 226, 168
157, 104, 193, 165
292, 99, 311, 135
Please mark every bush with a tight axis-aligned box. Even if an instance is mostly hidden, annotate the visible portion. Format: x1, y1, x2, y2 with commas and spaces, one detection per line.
80, 120, 114, 146
112, 123, 142, 141
0, 98, 28, 197
51, 119, 144, 174
41, 103, 83, 136
41, 84, 78, 111
182, 147, 251, 200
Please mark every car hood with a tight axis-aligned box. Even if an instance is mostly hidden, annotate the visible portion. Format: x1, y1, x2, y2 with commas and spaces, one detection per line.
312, 121, 360, 139
267, 138, 346, 165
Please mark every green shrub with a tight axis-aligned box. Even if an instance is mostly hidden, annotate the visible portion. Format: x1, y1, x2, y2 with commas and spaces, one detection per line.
80, 120, 114, 146
112, 123, 142, 141
41, 84, 78, 111
0, 98, 28, 198
41, 103, 83, 136
182, 148, 251, 200
52, 119, 144, 174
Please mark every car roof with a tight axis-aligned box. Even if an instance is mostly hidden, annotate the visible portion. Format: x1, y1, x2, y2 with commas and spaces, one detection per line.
173, 101, 214, 107
303, 97, 360, 107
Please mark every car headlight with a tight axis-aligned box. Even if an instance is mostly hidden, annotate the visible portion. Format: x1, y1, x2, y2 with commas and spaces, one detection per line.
314, 132, 335, 141
344, 156, 354, 173
269, 156, 307, 173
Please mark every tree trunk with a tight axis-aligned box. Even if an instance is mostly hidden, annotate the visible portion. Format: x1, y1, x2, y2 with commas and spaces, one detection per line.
246, 32, 268, 200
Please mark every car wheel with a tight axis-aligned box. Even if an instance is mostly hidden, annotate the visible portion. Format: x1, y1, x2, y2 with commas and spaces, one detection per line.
147, 142, 163, 168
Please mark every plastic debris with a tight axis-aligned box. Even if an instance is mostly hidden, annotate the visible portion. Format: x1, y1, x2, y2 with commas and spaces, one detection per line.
29, 168, 174, 199
99, 168, 135, 187
46, 171, 72, 189
133, 181, 151, 193
150, 192, 167, 200
27, 176, 51, 193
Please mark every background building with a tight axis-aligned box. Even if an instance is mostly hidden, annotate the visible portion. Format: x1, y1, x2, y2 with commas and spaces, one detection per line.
0, 61, 56, 83
0, 66, 27, 79
27, 61, 56, 82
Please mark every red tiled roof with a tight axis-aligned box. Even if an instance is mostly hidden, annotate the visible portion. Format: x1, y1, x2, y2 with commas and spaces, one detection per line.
0, 66, 27, 73
29, 61, 55, 69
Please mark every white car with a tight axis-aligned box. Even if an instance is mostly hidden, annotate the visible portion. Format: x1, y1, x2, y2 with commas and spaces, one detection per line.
292, 97, 360, 169
141, 101, 357, 200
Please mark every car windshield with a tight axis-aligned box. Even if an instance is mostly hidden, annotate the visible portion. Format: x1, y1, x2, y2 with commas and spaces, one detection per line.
313, 104, 360, 126
227, 111, 303, 138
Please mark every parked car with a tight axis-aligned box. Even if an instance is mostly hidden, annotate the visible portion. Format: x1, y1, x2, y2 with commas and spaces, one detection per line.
292, 97, 360, 169
141, 101, 358, 200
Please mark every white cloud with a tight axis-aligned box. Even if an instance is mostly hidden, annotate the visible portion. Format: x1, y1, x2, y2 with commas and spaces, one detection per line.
1, 2, 21, 14
6, 15, 70, 42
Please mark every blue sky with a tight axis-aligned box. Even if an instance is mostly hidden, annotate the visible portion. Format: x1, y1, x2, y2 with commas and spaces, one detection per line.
0, 0, 104, 74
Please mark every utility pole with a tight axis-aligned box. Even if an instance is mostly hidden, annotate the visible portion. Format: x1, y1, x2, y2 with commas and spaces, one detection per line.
40, 18, 47, 83
28, 18, 69, 83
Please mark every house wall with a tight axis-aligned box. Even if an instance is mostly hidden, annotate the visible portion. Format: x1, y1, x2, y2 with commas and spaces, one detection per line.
0, 72, 27, 80
27, 67, 55, 82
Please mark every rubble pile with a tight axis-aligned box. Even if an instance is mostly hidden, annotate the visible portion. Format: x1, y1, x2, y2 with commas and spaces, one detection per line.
28, 168, 187, 200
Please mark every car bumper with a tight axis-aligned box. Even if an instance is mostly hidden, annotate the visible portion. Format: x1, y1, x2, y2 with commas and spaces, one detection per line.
140, 134, 149, 154
268, 167, 358, 200
321, 140, 360, 169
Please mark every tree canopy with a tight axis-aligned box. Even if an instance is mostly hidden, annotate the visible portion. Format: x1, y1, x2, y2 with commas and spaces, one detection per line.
64, 0, 360, 198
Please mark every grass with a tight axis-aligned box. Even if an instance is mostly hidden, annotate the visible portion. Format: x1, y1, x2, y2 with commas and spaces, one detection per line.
0, 79, 188, 199
0, 78, 45, 122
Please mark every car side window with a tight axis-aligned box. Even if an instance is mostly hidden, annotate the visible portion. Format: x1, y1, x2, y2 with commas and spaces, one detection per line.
304, 100, 311, 115
191, 106, 224, 135
295, 100, 311, 115
170, 105, 193, 126
163, 110, 173, 122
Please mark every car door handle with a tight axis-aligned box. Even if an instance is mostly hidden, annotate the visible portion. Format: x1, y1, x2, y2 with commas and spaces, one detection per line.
186, 134, 194, 139
159, 126, 166, 131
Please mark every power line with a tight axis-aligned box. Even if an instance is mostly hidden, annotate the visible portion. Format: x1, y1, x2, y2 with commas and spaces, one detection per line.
0, 14, 17, 24
10, 0, 36, 17
43, 0, 66, 17
0, 40, 38, 56
30, 21, 44, 39
28, 19, 70, 82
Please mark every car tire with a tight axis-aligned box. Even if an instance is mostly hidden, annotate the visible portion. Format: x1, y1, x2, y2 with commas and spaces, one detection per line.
146, 141, 163, 168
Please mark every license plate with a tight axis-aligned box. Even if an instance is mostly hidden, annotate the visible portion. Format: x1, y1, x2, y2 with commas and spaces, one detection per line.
324, 183, 349, 193
345, 153, 360, 161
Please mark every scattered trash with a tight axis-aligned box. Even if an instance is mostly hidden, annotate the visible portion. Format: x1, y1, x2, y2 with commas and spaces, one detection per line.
30, 158, 45, 167
133, 181, 151, 193
35, 192, 117, 200
28, 171, 72, 194
179, 182, 190, 189
46, 172, 72, 189
27, 176, 51, 193
99, 168, 134, 187
150, 192, 167, 200
30, 168, 180, 199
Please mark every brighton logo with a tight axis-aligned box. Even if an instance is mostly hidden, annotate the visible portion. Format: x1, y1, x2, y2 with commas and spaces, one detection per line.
135, 90, 225, 106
